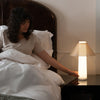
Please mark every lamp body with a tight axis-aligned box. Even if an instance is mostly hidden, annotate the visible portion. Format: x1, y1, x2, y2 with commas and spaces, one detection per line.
78, 56, 87, 80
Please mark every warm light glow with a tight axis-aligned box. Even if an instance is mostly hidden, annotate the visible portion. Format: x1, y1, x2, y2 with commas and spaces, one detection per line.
78, 56, 87, 80
71, 41, 95, 81
78, 80, 87, 85
79, 41, 87, 43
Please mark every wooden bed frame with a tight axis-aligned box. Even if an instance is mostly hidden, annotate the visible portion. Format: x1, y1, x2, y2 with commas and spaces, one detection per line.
0, 0, 57, 72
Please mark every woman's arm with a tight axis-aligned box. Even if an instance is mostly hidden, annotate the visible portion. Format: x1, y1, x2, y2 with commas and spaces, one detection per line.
36, 50, 78, 77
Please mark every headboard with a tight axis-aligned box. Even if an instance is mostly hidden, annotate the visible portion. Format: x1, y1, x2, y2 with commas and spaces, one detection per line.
0, 0, 57, 72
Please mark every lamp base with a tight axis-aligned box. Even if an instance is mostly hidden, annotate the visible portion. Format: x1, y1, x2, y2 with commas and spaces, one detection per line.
78, 77, 87, 81
78, 80, 87, 85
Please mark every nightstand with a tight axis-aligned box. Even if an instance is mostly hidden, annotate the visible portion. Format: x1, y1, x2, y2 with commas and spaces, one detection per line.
61, 75, 100, 100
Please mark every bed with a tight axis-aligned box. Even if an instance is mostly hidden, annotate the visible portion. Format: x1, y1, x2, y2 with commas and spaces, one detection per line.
0, 0, 65, 100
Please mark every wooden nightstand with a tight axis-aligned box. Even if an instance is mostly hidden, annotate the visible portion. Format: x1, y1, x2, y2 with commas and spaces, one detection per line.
61, 75, 100, 100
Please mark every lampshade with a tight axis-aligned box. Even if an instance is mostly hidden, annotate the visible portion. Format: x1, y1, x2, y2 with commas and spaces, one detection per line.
70, 41, 95, 56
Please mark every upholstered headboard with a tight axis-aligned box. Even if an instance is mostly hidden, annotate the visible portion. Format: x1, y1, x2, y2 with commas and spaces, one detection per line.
0, 0, 57, 72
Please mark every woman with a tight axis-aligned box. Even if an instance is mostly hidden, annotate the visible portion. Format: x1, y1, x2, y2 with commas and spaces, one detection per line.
0, 7, 78, 77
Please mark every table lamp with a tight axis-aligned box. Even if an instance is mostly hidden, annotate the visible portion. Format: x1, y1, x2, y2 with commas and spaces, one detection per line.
70, 41, 95, 80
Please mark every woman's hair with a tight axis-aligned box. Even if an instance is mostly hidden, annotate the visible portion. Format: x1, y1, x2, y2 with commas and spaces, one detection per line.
7, 7, 32, 43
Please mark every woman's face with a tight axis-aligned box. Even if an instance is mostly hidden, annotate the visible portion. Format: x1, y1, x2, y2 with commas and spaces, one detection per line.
19, 19, 30, 33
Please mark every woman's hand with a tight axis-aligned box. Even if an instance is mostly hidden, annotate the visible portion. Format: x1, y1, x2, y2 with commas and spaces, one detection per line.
68, 71, 79, 77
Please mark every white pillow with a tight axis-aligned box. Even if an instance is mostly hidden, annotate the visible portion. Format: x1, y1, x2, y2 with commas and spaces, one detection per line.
0, 25, 8, 39
0, 25, 8, 30
32, 30, 53, 56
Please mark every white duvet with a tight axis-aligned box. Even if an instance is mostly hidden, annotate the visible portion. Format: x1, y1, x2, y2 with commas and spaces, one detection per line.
0, 49, 64, 100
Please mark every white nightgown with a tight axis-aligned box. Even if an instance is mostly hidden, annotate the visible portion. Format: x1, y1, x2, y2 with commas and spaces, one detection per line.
0, 28, 44, 55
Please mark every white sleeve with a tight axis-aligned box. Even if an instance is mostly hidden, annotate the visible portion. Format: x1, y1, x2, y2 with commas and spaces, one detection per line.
33, 35, 44, 54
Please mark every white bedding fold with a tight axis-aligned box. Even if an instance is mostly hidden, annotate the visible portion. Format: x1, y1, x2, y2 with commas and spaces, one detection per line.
0, 49, 38, 64
0, 49, 64, 100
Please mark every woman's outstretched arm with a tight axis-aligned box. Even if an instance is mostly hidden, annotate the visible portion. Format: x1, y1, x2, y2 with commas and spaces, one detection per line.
36, 50, 78, 77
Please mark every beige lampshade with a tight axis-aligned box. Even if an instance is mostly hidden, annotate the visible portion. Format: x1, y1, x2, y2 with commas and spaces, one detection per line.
70, 41, 95, 56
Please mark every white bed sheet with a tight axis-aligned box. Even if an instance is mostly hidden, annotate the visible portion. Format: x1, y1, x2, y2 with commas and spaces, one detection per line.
0, 49, 64, 100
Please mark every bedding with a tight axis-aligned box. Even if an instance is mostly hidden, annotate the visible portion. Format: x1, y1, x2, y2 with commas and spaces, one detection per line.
0, 49, 64, 100
0, 94, 34, 100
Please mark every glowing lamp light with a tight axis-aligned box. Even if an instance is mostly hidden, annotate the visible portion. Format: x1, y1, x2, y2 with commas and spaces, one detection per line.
70, 41, 95, 80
